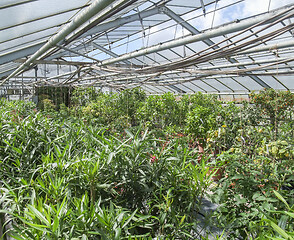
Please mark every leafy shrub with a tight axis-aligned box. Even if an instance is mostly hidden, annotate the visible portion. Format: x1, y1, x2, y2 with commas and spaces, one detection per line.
0, 100, 215, 239
211, 152, 294, 239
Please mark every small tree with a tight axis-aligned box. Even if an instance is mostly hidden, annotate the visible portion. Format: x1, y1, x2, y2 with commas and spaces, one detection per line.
185, 105, 217, 146
116, 88, 146, 126
250, 89, 294, 137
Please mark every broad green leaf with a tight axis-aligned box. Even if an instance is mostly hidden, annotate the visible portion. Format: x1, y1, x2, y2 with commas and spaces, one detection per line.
88, 231, 101, 235
267, 237, 288, 240
21, 220, 51, 233
179, 215, 186, 226
235, 195, 247, 204
270, 221, 293, 240
107, 152, 115, 164
8, 233, 26, 240
278, 215, 288, 231
231, 174, 244, 180
12, 146, 22, 154
256, 195, 268, 201
57, 196, 67, 218
253, 192, 262, 200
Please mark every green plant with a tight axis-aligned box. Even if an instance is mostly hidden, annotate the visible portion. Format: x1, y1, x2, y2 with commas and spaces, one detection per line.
211, 151, 294, 239
250, 89, 294, 138
261, 140, 294, 160
0, 99, 216, 239
249, 191, 294, 239
1, 89, 293, 239
116, 88, 146, 126
42, 98, 56, 113
71, 87, 99, 107
185, 105, 217, 146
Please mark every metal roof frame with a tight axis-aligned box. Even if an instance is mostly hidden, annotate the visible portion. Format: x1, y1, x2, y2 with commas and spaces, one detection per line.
1, 0, 294, 97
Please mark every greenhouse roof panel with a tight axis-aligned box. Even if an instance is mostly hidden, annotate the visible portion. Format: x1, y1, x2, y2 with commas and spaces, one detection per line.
1, 0, 294, 95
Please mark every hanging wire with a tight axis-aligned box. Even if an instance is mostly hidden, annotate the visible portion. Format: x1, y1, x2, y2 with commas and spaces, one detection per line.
146, 26, 151, 47
126, 35, 129, 53
211, 0, 218, 28
174, 23, 178, 39
182, 26, 186, 58
268, 0, 272, 12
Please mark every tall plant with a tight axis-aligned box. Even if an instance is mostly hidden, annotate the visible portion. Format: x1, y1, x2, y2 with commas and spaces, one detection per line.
250, 89, 294, 137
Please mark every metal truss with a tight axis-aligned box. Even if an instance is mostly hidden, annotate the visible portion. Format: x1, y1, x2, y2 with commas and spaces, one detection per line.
1, 0, 294, 98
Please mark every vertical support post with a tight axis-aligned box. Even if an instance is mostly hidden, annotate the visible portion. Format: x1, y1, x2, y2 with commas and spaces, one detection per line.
22, 74, 24, 100
57, 61, 60, 83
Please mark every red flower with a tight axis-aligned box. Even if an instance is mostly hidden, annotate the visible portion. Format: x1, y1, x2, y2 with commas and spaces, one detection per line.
150, 155, 158, 163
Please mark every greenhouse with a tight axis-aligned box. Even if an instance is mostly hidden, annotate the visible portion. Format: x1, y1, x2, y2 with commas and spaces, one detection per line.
0, 0, 294, 239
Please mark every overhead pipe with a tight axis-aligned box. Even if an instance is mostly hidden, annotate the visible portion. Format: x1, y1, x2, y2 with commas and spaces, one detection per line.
0, 0, 118, 86
41, 0, 136, 60
47, 7, 160, 60
98, 4, 294, 67
237, 39, 294, 55
64, 0, 139, 44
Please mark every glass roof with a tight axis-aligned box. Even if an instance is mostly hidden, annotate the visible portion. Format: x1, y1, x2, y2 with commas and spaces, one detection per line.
1, 0, 294, 96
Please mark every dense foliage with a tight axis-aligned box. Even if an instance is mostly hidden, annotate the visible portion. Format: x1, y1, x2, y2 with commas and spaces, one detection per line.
1, 88, 294, 239
0, 98, 215, 239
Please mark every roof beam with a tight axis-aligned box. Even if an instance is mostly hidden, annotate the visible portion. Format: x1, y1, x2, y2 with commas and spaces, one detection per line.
0, 67, 18, 78
14, 59, 92, 66
162, 6, 236, 91
1, 33, 53, 55
238, 39, 294, 55
75, 7, 161, 40
56, 44, 100, 63
160, 6, 217, 48
199, 0, 206, 15
64, 0, 139, 44
0, 21, 67, 45
196, 57, 293, 70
